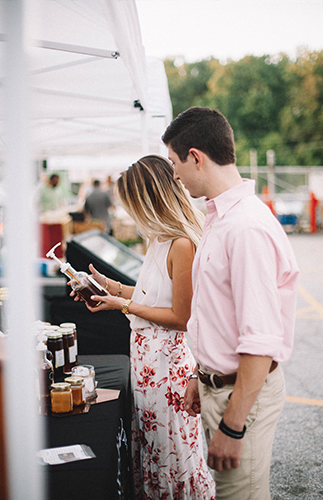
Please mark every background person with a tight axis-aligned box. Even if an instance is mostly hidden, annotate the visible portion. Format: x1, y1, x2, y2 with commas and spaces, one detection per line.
71, 156, 215, 499
162, 107, 300, 500
37, 173, 65, 213
84, 179, 113, 233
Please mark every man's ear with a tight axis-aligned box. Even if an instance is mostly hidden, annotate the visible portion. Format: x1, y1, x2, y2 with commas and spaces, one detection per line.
189, 148, 203, 167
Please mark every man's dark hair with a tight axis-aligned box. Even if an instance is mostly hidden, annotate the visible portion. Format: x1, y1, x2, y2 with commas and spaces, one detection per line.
93, 179, 101, 187
162, 107, 236, 165
49, 174, 59, 182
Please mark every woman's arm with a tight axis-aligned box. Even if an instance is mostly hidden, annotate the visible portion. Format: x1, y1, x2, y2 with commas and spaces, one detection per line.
88, 264, 134, 299
69, 263, 134, 301
87, 238, 195, 331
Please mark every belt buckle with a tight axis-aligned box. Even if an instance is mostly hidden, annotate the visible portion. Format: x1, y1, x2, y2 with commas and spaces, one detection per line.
210, 373, 224, 389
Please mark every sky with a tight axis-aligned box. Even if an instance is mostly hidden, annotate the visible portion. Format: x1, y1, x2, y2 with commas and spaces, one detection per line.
136, 0, 323, 63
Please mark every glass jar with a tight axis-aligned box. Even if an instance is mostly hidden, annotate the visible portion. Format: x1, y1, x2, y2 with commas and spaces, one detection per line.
50, 382, 73, 413
60, 323, 78, 365
47, 332, 65, 379
64, 376, 85, 406
59, 327, 76, 374
71, 365, 96, 399
36, 341, 54, 409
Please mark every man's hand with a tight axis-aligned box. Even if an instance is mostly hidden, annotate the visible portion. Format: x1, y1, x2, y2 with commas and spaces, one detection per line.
184, 379, 201, 417
207, 428, 243, 471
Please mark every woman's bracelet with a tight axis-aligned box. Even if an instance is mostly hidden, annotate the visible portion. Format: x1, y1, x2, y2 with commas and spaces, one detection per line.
116, 281, 123, 297
105, 278, 123, 297
219, 418, 246, 439
189, 374, 198, 381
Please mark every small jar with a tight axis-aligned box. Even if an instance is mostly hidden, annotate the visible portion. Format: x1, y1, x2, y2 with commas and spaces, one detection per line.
71, 365, 96, 399
50, 382, 73, 413
47, 332, 65, 379
60, 322, 78, 365
64, 376, 85, 406
59, 327, 76, 374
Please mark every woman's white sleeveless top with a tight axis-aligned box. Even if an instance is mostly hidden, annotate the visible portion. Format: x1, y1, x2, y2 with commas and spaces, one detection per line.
130, 238, 173, 330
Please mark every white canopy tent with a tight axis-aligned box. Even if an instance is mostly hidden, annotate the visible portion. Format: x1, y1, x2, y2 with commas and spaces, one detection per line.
0, 2, 172, 499
0, 0, 172, 163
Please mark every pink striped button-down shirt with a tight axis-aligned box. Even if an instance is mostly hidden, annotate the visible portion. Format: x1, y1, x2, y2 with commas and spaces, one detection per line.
188, 179, 299, 374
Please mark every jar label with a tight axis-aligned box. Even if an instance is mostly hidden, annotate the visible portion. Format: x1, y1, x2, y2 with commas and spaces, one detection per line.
55, 349, 65, 368
69, 344, 77, 363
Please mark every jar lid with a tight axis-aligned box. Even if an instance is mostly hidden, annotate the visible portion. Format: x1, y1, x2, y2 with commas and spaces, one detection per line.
51, 382, 71, 391
72, 365, 92, 377
64, 376, 84, 385
59, 328, 74, 336
43, 325, 59, 331
46, 332, 63, 339
60, 322, 76, 329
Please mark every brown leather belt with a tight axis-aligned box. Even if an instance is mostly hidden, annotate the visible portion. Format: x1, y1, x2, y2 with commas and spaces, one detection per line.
198, 360, 278, 389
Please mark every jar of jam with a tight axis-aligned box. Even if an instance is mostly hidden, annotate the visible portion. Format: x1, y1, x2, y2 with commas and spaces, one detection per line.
60, 322, 78, 365
47, 332, 65, 379
59, 327, 76, 374
50, 383, 73, 413
64, 376, 85, 406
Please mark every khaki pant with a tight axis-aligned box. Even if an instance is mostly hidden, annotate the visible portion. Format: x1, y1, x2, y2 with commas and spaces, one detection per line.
199, 364, 285, 500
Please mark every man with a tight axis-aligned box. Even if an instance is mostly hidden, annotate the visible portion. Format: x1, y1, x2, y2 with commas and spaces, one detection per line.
162, 107, 299, 500
84, 179, 113, 233
38, 173, 64, 213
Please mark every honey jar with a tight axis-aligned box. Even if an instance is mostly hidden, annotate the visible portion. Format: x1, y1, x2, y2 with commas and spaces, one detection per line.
64, 376, 85, 406
50, 382, 73, 413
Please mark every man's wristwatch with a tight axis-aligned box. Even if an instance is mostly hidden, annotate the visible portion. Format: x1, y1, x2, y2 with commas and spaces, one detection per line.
189, 374, 198, 381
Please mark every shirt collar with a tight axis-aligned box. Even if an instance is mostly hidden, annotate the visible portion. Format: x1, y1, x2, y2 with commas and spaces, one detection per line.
206, 179, 255, 218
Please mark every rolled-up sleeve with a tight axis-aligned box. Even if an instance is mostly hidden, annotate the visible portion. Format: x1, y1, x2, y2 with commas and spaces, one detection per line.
229, 225, 299, 361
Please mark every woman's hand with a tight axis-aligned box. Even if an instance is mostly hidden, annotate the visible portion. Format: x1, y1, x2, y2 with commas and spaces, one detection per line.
88, 263, 107, 289
85, 293, 122, 313
184, 378, 201, 417
68, 263, 107, 302
68, 281, 83, 301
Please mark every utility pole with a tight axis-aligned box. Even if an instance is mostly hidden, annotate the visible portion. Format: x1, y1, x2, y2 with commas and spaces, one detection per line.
250, 149, 258, 194
266, 149, 275, 197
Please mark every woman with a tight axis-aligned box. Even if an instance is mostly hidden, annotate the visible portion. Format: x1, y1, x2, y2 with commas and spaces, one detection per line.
74, 156, 215, 499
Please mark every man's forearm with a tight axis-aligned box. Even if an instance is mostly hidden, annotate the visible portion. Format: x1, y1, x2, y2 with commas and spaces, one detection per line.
222, 354, 273, 431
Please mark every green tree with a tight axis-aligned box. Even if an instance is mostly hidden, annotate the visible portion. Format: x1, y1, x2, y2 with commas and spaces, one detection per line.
205, 55, 289, 147
164, 49, 323, 166
279, 48, 323, 165
164, 58, 213, 119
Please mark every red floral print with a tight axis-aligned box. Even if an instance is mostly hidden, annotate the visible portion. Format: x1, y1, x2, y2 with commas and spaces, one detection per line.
131, 327, 215, 499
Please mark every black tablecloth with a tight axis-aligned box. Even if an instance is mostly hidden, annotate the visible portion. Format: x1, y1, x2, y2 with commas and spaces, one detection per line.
44, 354, 133, 500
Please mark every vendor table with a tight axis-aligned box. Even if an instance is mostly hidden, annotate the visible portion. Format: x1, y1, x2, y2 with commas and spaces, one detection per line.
43, 354, 133, 500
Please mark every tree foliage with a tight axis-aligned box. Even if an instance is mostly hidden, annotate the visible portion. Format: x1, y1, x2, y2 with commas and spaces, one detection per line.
164, 48, 323, 166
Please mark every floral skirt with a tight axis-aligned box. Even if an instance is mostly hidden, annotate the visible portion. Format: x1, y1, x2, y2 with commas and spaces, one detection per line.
131, 327, 216, 500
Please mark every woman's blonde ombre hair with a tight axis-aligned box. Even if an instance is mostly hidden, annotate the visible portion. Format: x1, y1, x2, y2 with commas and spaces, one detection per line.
116, 155, 204, 248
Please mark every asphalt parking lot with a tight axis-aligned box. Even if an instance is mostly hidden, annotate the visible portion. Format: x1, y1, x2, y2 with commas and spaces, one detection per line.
270, 233, 323, 499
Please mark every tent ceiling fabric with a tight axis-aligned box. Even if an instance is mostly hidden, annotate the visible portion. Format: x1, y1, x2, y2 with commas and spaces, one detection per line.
0, 0, 172, 159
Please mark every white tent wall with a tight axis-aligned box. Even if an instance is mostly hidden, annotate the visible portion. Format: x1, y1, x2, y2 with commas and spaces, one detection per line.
0, 0, 172, 161
0, 1, 172, 499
